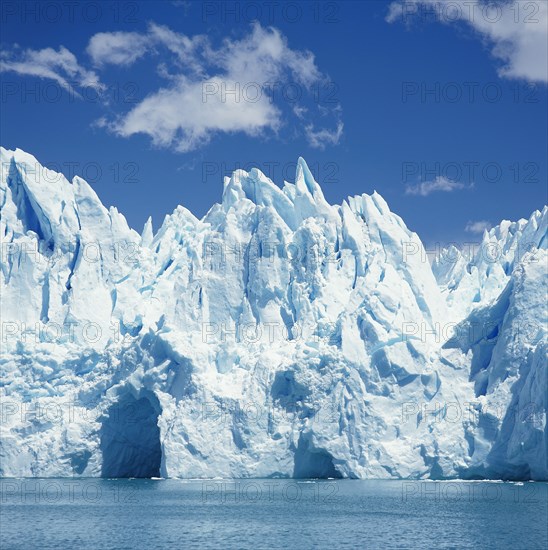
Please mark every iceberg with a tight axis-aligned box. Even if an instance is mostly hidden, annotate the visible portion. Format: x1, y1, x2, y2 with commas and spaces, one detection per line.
0, 147, 546, 480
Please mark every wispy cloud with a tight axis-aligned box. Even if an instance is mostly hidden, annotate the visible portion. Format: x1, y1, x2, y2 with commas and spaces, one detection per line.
172, 1, 191, 15
465, 220, 491, 234
87, 32, 151, 67
387, 0, 548, 83
1, 22, 343, 152
0, 46, 104, 97
305, 121, 344, 149
91, 22, 343, 152
405, 176, 470, 196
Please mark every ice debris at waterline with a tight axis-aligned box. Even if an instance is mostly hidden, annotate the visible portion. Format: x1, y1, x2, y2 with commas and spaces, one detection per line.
0, 147, 546, 480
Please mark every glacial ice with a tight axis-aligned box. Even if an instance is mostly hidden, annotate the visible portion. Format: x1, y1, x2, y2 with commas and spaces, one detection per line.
0, 147, 546, 480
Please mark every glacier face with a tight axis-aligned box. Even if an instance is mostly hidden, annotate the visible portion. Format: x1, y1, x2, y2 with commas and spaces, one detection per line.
0, 147, 546, 480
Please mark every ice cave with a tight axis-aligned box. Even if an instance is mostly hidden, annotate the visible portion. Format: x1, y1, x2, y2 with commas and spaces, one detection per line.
100, 391, 162, 478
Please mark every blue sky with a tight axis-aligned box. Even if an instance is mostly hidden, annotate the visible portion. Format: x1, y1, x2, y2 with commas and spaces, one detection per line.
1, 0, 547, 248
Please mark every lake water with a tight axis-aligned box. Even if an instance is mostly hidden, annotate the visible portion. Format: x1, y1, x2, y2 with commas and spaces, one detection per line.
1, 479, 546, 549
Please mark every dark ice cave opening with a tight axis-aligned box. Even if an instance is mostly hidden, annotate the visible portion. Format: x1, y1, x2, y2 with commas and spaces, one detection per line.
100, 391, 162, 478
293, 435, 342, 479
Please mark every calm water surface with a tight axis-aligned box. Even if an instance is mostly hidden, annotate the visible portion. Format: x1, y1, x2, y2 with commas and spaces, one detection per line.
0, 479, 546, 549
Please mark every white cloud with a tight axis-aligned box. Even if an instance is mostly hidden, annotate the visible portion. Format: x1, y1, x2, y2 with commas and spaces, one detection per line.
94, 22, 342, 152
387, 0, 548, 82
217, 23, 322, 88
87, 32, 151, 67
1, 23, 342, 152
405, 176, 468, 196
172, 1, 191, 15
109, 75, 281, 153
147, 23, 209, 76
305, 121, 344, 149
0, 46, 103, 96
465, 220, 491, 233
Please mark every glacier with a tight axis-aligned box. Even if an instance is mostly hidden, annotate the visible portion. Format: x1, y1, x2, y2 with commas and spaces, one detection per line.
0, 147, 546, 480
